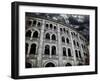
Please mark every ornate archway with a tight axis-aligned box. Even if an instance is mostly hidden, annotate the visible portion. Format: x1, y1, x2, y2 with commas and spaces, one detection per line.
65, 63, 72, 66
45, 62, 56, 67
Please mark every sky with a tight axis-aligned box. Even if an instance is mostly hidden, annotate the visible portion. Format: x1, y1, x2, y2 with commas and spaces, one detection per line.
26, 12, 89, 41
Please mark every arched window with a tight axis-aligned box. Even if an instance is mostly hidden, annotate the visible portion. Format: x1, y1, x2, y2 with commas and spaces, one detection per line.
26, 20, 32, 26
46, 24, 49, 28
79, 51, 82, 58
73, 32, 75, 36
26, 63, 32, 68
63, 28, 65, 32
68, 48, 71, 56
26, 30, 31, 38
33, 20, 37, 26
77, 42, 79, 47
66, 30, 69, 34
66, 38, 69, 43
25, 43, 28, 54
52, 34, 56, 40
63, 47, 66, 56
52, 46, 56, 55
62, 37, 65, 43
45, 62, 55, 67
65, 63, 72, 66
73, 40, 76, 46
60, 28, 62, 32
37, 22, 41, 27
45, 45, 50, 55
30, 43, 36, 54
50, 24, 53, 29
54, 26, 57, 30
33, 31, 38, 38
75, 50, 78, 57
45, 33, 50, 39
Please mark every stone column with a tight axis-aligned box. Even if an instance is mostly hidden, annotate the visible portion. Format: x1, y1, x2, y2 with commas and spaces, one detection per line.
78, 34, 85, 63
50, 44, 52, 58
58, 24, 63, 66
69, 29, 77, 65
27, 43, 31, 56
37, 19, 45, 67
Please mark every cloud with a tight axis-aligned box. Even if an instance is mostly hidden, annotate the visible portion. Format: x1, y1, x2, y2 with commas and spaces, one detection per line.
26, 12, 89, 41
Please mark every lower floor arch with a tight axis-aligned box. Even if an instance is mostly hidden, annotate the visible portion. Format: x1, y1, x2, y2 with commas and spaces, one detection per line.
65, 63, 72, 66
25, 62, 32, 68
78, 63, 83, 66
45, 62, 55, 67
43, 61, 57, 67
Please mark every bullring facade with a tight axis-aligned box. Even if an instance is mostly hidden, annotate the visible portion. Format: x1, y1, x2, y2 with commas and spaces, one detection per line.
25, 16, 89, 68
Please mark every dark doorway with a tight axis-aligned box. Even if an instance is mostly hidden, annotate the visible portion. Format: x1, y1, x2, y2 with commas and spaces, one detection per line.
65, 63, 72, 66
45, 62, 55, 67
26, 63, 32, 68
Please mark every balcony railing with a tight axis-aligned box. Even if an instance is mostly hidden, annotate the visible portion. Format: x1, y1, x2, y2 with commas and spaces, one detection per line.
26, 37, 40, 42
26, 54, 38, 59
44, 39, 57, 44
42, 54, 59, 59
63, 56, 74, 60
